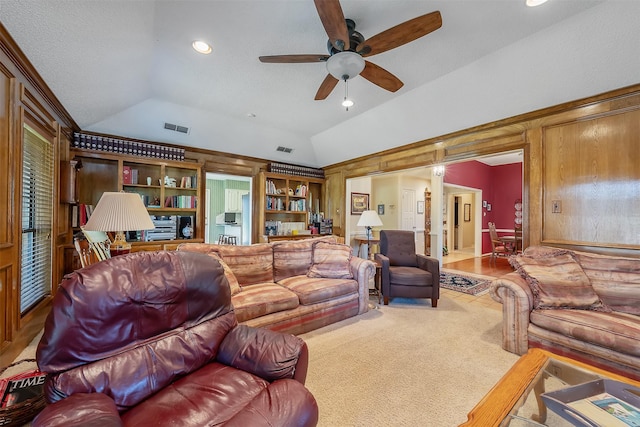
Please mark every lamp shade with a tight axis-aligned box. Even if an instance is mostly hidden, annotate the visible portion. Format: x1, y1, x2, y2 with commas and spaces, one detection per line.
84, 192, 155, 232
357, 210, 383, 227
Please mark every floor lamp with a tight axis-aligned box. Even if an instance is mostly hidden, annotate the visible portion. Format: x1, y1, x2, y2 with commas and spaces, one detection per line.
357, 210, 383, 259
84, 192, 155, 257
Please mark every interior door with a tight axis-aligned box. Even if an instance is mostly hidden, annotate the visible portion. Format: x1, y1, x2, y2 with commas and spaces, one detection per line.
401, 189, 417, 248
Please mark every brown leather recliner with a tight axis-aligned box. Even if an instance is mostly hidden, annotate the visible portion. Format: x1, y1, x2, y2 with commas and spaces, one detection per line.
33, 251, 318, 426
375, 230, 440, 307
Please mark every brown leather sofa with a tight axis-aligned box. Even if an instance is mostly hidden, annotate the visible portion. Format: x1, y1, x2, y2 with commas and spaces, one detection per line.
33, 251, 318, 426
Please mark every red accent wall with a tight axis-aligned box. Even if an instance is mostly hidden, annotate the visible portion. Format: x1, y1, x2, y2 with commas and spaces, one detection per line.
444, 161, 522, 253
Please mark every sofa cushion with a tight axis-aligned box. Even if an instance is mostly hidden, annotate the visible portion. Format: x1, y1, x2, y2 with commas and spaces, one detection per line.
121, 362, 269, 425
216, 244, 274, 286
307, 242, 353, 279
232, 283, 299, 323
278, 275, 358, 305
530, 309, 640, 358
575, 251, 640, 316
272, 236, 336, 282
208, 252, 242, 296
390, 266, 433, 287
510, 252, 606, 311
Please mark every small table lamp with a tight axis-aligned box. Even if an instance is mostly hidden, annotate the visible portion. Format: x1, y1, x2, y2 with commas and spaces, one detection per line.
357, 210, 383, 259
84, 192, 155, 257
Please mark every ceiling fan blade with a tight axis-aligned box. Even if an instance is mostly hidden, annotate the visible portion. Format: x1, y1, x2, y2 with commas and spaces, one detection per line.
360, 61, 403, 92
357, 11, 442, 57
259, 54, 329, 63
314, 0, 350, 51
315, 74, 339, 100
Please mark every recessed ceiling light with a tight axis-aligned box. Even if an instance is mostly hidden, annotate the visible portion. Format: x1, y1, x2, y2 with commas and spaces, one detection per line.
525, 0, 549, 7
192, 40, 212, 54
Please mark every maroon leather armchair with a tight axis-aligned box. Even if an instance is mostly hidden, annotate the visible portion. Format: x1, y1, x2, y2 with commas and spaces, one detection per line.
33, 251, 318, 426
375, 230, 440, 307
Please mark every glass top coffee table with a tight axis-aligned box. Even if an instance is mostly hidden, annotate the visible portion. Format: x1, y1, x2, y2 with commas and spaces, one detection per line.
461, 348, 640, 426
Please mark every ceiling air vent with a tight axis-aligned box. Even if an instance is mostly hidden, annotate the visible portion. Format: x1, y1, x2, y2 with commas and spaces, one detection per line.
276, 146, 294, 153
164, 122, 190, 134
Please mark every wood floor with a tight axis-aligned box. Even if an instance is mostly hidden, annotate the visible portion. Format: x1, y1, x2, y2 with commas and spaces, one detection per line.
442, 254, 514, 279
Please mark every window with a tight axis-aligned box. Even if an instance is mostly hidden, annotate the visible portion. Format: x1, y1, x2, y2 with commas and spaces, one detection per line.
20, 124, 53, 314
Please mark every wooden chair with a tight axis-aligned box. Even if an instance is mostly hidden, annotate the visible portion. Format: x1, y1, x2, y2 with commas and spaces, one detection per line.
81, 227, 112, 261
74, 237, 98, 268
488, 222, 514, 264
217, 235, 237, 245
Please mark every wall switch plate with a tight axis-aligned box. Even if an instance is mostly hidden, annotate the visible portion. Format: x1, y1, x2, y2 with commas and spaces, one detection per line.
552, 200, 562, 213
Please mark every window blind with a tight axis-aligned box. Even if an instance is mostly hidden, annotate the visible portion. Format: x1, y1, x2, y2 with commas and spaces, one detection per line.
20, 124, 53, 314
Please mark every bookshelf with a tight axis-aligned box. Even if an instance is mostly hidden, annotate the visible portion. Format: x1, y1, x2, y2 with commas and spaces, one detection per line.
258, 171, 325, 241
71, 148, 203, 252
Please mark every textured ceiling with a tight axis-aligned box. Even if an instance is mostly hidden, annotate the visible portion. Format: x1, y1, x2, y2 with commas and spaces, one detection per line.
1, 0, 637, 167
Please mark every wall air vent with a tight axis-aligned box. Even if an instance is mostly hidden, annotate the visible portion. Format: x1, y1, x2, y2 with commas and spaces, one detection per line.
164, 122, 190, 135
276, 146, 294, 153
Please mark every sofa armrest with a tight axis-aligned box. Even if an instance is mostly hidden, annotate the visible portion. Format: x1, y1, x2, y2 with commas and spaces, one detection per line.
33, 392, 122, 427
490, 272, 534, 356
417, 254, 440, 295
349, 256, 376, 314
217, 325, 309, 384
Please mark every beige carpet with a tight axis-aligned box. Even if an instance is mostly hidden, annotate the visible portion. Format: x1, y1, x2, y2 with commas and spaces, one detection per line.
299, 295, 520, 426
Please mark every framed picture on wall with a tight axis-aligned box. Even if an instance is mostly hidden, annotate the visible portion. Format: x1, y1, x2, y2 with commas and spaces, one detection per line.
377, 204, 385, 215
351, 192, 369, 215
464, 203, 471, 222
417, 201, 424, 214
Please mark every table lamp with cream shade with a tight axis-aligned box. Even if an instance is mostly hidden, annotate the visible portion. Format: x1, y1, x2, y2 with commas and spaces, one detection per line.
84, 191, 155, 256
357, 210, 383, 259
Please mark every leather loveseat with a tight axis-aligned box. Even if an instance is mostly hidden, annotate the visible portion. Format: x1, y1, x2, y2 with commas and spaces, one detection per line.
33, 251, 318, 426
178, 236, 375, 335
491, 246, 640, 380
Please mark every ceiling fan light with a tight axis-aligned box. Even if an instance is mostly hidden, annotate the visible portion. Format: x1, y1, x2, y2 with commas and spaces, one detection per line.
342, 98, 354, 108
326, 51, 365, 80
525, 0, 549, 7
192, 40, 212, 54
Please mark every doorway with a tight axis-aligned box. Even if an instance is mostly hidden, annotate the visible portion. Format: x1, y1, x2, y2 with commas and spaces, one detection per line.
445, 185, 482, 261
205, 173, 252, 245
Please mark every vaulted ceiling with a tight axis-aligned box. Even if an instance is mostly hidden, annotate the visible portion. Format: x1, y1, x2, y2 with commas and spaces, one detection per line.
1, 1, 638, 167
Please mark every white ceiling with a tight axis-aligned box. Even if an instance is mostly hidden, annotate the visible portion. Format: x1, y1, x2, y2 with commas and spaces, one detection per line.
1, 1, 638, 167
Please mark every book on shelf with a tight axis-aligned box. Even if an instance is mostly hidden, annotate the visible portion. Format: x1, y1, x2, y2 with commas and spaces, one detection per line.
265, 179, 278, 194
266, 196, 285, 211
77, 203, 94, 226
123, 166, 132, 184
179, 175, 197, 189
164, 195, 197, 208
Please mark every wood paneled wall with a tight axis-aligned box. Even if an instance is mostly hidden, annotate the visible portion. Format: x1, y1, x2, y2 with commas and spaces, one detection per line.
324, 85, 640, 258
0, 26, 76, 366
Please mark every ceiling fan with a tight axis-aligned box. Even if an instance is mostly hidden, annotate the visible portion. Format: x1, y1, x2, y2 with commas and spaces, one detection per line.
259, 0, 442, 101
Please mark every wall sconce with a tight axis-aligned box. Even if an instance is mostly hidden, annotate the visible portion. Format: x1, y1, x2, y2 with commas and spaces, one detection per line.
432, 165, 445, 177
